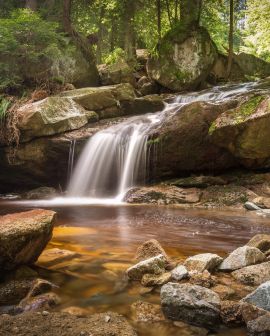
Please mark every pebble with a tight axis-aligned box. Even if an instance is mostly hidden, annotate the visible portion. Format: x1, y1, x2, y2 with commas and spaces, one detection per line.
42, 310, 50, 316
105, 315, 111, 322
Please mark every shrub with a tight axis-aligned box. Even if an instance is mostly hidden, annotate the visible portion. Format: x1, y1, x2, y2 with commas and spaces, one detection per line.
0, 9, 76, 92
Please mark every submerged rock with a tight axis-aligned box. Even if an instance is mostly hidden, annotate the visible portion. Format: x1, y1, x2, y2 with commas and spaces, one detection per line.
219, 246, 265, 271
131, 301, 164, 322
0, 209, 56, 271
37, 248, 80, 267
22, 187, 58, 200
242, 281, 270, 311
184, 253, 223, 272
232, 261, 270, 286
161, 282, 220, 328
147, 26, 217, 92
126, 254, 166, 281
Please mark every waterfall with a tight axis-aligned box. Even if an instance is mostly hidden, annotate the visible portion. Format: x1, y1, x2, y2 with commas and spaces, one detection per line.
67, 81, 265, 201
67, 139, 76, 184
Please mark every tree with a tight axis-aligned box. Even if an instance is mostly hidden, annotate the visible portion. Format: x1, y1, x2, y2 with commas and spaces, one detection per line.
25, 0, 37, 11
226, 0, 234, 78
180, 0, 203, 27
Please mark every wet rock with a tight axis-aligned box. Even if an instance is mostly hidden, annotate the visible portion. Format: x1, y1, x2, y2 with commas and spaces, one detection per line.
141, 272, 171, 287
244, 202, 262, 211
189, 270, 217, 288
166, 175, 227, 189
253, 197, 270, 209
0, 280, 32, 305
171, 265, 189, 281
22, 187, 58, 200
61, 306, 92, 317
126, 254, 166, 281
242, 281, 270, 311
232, 261, 270, 286
210, 95, 270, 169
38, 248, 80, 267
121, 95, 164, 115
247, 234, 270, 253
220, 300, 243, 326
0, 311, 137, 336
131, 301, 164, 322
134, 239, 169, 263
184, 253, 223, 272
17, 98, 88, 142
147, 27, 217, 92
173, 321, 209, 336
18, 292, 61, 312
161, 282, 221, 328
0, 209, 56, 271
137, 78, 159, 96
27, 279, 56, 297
219, 246, 266, 271
212, 284, 235, 300
125, 185, 202, 205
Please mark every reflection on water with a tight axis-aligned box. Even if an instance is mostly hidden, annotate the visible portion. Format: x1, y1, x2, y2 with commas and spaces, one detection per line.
1, 203, 269, 336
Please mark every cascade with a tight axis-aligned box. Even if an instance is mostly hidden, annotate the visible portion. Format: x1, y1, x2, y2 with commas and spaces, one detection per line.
68, 81, 264, 201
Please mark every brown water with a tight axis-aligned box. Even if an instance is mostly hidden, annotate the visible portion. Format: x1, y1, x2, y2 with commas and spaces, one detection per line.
1, 202, 270, 336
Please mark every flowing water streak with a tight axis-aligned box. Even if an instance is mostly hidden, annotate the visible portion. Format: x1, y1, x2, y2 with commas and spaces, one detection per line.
67, 139, 76, 183
67, 81, 265, 202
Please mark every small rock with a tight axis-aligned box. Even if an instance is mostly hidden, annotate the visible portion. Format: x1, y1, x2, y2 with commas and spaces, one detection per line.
241, 302, 267, 323
18, 292, 61, 312
139, 286, 154, 296
232, 261, 270, 286
126, 254, 166, 281
219, 246, 265, 271
105, 315, 111, 322
242, 281, 270, 311
171, 265, 189, 281
220, 300, 243, 326
42, 310, 50, 316
184, 253, 223, 272
161, 282, 220, 328
131, 301, 164, 322
28, 279, 56, 297
134, 239, 169, 264
244, 202, 261, 211
247, 234, 270, 253
189, 270, 217, 288
141, 272, 171, 287
62, 306, 91, 317
212, 284, 235, 300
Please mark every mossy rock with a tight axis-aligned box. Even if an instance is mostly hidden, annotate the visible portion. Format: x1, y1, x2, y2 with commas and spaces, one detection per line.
209, 95, 270, 167
147, 26, 217, 92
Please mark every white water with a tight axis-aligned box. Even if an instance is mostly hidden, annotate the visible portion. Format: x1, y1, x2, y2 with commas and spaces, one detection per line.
62, 81, 266, 205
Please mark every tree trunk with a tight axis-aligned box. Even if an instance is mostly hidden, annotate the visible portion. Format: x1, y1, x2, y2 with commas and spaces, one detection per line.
180, 0, 202, 27
123, 0, 136, 64
25, 0, 37, 11
96, 4, 106, 64
157, 0, 161, 41
226, 0, 234, 79
165, 0, 173, 27
62, 0, 99, 84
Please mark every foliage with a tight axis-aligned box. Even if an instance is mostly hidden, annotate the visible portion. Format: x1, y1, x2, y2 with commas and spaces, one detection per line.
0, 9, 75, 92
242, 0, 270, 61
104, 48, 125, 65
0, 96, 11, 123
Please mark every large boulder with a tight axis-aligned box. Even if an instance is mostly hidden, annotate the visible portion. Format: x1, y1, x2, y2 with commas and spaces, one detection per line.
149, 100, 238, 178
210, 95, 270, 169
219, 246, 266, 271
147, 26, 217, 91
161, 282, 221, 328
234, 53, 270, 79
98, 61, 136, 86
232, 261, 270, 286
59, 83, 136, 118
246, 234, 270, 253
0, 209, 56, 271
242, 281, 270, 311
17, 97, 89, 142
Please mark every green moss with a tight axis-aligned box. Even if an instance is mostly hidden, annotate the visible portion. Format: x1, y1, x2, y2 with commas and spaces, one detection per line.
174, 70, 190, 82
209, 120, 218, 135
147, 137, 161, 146
234, 95, 265, 124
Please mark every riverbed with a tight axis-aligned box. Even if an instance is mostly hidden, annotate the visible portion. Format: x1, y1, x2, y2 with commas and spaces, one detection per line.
1, 202, 270, 335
